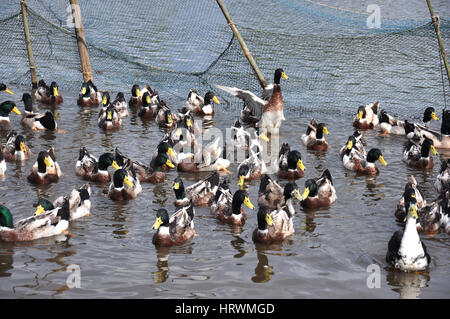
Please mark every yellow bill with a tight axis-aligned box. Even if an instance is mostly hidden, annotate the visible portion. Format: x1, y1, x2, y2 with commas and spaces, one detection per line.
378, 155, 387, 166
102, 96, 108, 105
265, 213, 274, 226
111, 160, 120, 170
430, 145, 438, 155
106, 112, 113, 120
281, 72, 289, 80
44, 156, 53, 168
81, 87, 87, 95
212, 96, 220, 104
53, 87, 59, 97
173, 182, 180, 190
301, 187, 310, 200
293, 189, 302, 201
259, 133, 270, 142
220, 166, 232, 174
346, 140, 353, 150
186, 118, 192, 128
168, 147, 175, 157
431, 112, 438, 121
409, 205, 418, 219
152, 217, 162, 230
238, 175, 245, 189
166, 159, 175, 168
124, 176, 134, 188
323, 126, 329, 135
5, 88, 14, 95
12, 106, 21, 115
20, 141, 26, 152
297, 159, 305, 171
243, 196, 254, 209
357, 111, 363, 120
34, 205, 44, 216
136, 89, 141, 97
146, 95, 151, 104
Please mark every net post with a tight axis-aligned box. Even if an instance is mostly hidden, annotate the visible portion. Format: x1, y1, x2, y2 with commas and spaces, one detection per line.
215, 0, 268, 89
426, 0, 450, 87
69, 0, 93, 83
20, 0, 37, 89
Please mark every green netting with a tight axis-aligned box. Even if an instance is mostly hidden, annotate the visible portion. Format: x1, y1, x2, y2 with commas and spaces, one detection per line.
0, 0, 449, 117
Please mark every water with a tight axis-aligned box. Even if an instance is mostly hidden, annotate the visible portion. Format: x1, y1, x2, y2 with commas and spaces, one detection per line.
0, 0, 449, 299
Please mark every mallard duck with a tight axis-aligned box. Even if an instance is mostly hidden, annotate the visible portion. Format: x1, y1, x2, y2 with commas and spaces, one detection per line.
300, 169, 337, 209
98, 104, 121, 130
172, 172, 220, 207
0, 83, 14, 95
129, 84, 152, 109
108, 168, 142, 200
421, 107, 439, 128
386, 197, 431, 272
379, 109, 406, 135
211, 189, 254, 226
339, 131, 366, 159
152, 204, 196, 246
301, 119, 330, 151
186, 90, 220, 116
237, 151, 267, 190
35, 80, 63, 105
138, 91, 156, 119
258, 175, 302, 217
156, 101, 178, 129
353, 102, 379, 129
402, 137, 437, 169
395, 175, 425, 222
3, 131, 31, 162
0, 200, 70, 242
27, 147, 62, 184
434, 159, 450, 193
111, 92, 129, 118
53, 183, 91, 220
0, 101, 21, 131
276, 142, 290, 171
76, 147, 118, 182
0, 146, 6, 176
20, 93, 57, 131
252, 205, 294, 244
343, 147, 387, 175
77, 81, 101, 107
216, 68, 288, 134
413, 109, 450, 149
277, 150, 305, 180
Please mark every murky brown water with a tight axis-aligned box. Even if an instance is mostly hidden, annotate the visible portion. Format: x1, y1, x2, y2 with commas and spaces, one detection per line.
0, 89, 448, 299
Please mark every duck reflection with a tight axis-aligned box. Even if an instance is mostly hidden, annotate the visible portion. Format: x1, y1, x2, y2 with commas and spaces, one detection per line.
152, 243, 194, 284
251, 249, 274, 283
230, 235, 247, 259
0, 248, 14, 278
386, 269, 430, 299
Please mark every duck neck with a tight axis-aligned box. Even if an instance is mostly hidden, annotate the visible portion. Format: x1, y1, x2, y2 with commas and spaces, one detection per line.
285, 198, 295, 217
399, 217, 423, 257
232, 199, 242, 216
174, 187, 186, 200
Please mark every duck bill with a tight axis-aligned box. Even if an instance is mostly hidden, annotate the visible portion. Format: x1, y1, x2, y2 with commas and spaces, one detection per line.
430, 145, 438, 155
166, 159, 175, 168
220, 166, 232, 175
301, 187, 310, 200
186, 119, 192, 128
167, 116, 173, 124
102, 96, 108, 105
111, 160, 120, 170
259, 133, 270, 142
168, 148, 175, 157
297, 159, 305, 171
34, 205, 44, 216
152, 217, 162, 230
124, 176, 134, 188
265, 213, 274, 226
323, 126, 329, 135
146, 96, 151, 104
293, 189, 302, 201
136, 89, 141, 97
238, 176, 245, 190
173, 182, 180, 190
5, 88, 14, 95
409, 205, 419, 219
20, 142, 26, 152
378, 155, 387, 166
346, 140, 353, 150
44, 156, 53, 168
53, 88, 59, 97
12, 106, 21, 115
106, 112, 113, 120
281, 72, 289, 80
212, 96, 220, 104
243, 196, 254, 209
357, 111, 363, 120
81, 87, 87, 95
431, 112, 439, 121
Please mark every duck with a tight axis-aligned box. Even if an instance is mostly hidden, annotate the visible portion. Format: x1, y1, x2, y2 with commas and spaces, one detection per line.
252, 205, 294, 244
138, 91, 156, 119
420, 107, 439, 128
172, 172, 220, 207
36, 184, 91, 221
75, 147, 119, 182
395, 175, 426, 222
343, 147, 387, 175
413, 108, 450, 149
152, 203, 196, 246
277, 150, 305, 180
98, 91, 110, 119
353, 101, 379, 129
186, 90, 221, 116
129, 84, 152, 109
276, 142, 291, 171
237, 151, 267, 190
77, 81, 101, 107
434, 158, 450, 194
216, 68, 288, 134
0, 101, 21, 131
339, 131, 366, 159
108, 168, 142, 200
0, 200, 71, 242
156, 101, 178, 128
402, 137, 437, 169
3, 131, 31, 162
27, 147, 62, 184
149, 140, 179, 171
35, 80, 63, 105
379, 109, 406, 135
301, 119, 330, 151
20, 93, 58, 131
98, 104, 121, 130
0, 83, 14, 95
300, 169, 337, 209
111, 92, 129, 118
386, 196, 431, 272
211, 189, 254, 226
258, 175, 302, 217
416, 196, 446, 235
0, 146, 6, 176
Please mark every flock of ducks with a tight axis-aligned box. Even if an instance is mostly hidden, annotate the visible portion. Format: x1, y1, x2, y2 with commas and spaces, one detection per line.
0, 69, 449, 274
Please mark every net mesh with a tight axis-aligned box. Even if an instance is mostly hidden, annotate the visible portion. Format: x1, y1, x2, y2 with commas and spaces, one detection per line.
0, 0, 449, 117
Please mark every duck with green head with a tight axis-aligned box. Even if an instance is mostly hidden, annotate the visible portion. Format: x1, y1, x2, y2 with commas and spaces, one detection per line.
402, 137, 438, 169
211, 189, 254, 226
35, 80, 63, 105
98, 104, 121, 130
172, 172, 220, 207
0, 83, 14, 95
3, 131, 31, 162
0, 101, 21, 131
27, 148, 62, 184
343, 147, 387, 175
258, 175, 302, 217
299, 169, 337, 209
108, 168, 142, 201
76, 147, 119, 183
77, 81, 101, 107
277, 150, 306, 180
20, 93, 58, 131
0, 201, 70, 242
252, 205, 294, 244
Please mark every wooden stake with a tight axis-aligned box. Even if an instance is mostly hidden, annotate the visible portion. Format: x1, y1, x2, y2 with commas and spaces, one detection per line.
426, 0, 450, 87
69, 0, 93, 82
216, 0, 268, 89
20, 0, 37, 89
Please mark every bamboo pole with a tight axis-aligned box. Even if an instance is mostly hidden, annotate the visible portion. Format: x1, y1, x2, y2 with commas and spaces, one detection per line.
69, 0, 93, 82
426, 0, 450, 87
20, 0, 37, 89
216, 0, 267, 89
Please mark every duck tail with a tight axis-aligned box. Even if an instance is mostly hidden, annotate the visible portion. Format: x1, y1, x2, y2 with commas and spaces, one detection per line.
320, 169, 333, 184
78, 183, 91, 201
57, 200, 71, 221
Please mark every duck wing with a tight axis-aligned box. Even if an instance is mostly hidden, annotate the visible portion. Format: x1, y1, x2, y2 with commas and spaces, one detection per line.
215, 85, 266, 119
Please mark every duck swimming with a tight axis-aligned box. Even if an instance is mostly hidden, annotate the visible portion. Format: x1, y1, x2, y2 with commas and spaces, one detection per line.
186, 90, 221, 116
98, 104, 121, 130
35, 80, 63, 105
108, 168, 142, 200
300, 169, 337, 209
20, 93, 57, 131
172, 172, 220, 207
152, 204, 196, 246
402, 137, 437, 169
252, 205, 294, 244
3, 131, 31, 162
343, 147, 387, 175
353, 102, 379, 130
301, 119, 330, 151
0, 83, 14, 95
0, 101, 21, 131
76, 147, 119, 183
277, 150, 305, 180
27, 147, 62, 184
77, 81, 101, 107
211, 189, 254, 226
